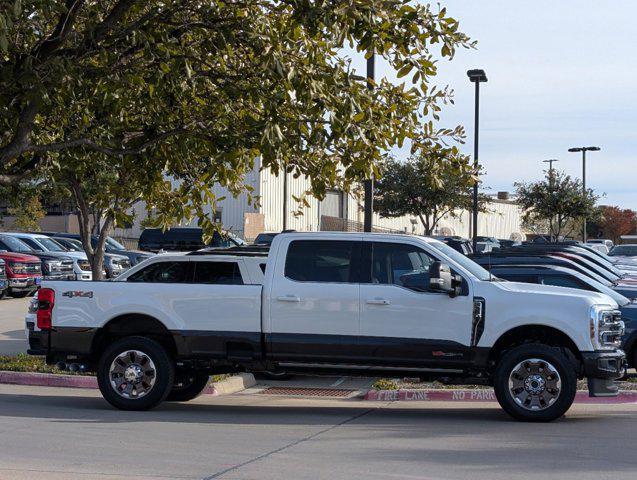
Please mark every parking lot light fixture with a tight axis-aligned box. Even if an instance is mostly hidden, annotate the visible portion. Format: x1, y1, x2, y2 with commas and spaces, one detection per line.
567, 146, 601, 242
467, 69, 488, 252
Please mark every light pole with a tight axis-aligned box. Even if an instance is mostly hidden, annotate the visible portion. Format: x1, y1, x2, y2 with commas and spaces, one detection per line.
467, 69, 488, 252
363, 53, 375, 233
543, 158, 559, 175
567, 146, 600, 242
543, 159, 559, 241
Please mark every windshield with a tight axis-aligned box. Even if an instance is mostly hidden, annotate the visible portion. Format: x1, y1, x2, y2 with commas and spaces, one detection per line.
575, 273, 630, 306
106, 237, 126, 250
552, 253, 619, 283
56, 238, 83, 251
429, 241, 492, 281
0, 235, 34, 253
35, 237, 67, 252
571, 247, 622, 275
610, 245, 637, 257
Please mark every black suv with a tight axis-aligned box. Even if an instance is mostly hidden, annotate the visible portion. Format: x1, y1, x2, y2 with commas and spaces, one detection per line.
138, 228, 244, 253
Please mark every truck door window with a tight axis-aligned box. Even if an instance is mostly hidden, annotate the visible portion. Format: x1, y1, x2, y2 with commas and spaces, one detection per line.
127, 262, 193, 283
371, 242, 435, 291
285, 240, 359, 283
194, 261, 243, 285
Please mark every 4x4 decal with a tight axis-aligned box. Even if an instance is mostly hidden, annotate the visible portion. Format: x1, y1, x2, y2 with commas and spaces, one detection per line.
62, 291, 94, 299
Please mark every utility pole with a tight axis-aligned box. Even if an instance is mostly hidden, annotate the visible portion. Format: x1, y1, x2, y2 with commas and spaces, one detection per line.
543, 159, 559, 241
567, 146, 600, 242
467, 69, 488, 251
363, 52, 375, 233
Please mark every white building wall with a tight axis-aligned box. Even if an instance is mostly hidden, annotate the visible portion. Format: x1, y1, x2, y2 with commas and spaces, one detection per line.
113, 163, 523, 242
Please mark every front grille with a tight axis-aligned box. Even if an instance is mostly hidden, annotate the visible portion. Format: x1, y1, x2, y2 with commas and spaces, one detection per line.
25, 263, 41, 274
60, 260, 74, 274
78, 260, 91, 271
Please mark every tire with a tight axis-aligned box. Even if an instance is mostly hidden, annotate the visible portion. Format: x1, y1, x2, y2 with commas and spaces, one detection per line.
493, 343, 577, 422
261, 371, 292, 380
97, 336, 175, 411
0, 290, 7, 300
165, 371, 210, 402
10, 290, 30, 298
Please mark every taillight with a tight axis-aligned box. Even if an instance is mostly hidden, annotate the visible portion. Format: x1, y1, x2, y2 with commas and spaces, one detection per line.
37, 288, 55, 330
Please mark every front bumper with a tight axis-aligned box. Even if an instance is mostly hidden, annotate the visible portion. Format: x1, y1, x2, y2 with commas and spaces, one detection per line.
43, 273, 75, 281
8, 276, 41, 290
582, 350, 626, 397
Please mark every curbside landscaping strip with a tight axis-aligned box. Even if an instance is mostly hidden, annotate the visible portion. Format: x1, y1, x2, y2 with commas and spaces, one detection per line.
364, 388, 637, 404
0, 370, 256, 396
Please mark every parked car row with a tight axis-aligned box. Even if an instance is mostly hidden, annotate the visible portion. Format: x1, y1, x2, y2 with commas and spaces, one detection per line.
468, 241, 637, 367
0, 231, 153, 299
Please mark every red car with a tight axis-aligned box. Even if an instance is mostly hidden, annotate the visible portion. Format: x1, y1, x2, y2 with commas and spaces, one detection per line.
0, 251, 42, 298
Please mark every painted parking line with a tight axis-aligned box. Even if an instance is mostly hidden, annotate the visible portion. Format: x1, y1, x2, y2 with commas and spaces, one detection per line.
364, 389, 637, 404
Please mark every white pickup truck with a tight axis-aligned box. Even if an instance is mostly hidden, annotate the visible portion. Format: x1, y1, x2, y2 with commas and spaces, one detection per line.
27, 232, 626, 421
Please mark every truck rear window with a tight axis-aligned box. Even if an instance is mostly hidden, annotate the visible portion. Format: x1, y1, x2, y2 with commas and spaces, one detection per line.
194, 262, 243, 285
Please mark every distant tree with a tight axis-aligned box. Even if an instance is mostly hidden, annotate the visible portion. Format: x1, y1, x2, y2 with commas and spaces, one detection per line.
589, 206, 637, 243
0, 183, 47, 231
515, 170, 599, 241
374, 146, 485, 235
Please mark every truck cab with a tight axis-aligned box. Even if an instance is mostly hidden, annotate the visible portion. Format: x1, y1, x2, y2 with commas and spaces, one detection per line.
28, 233, 625, 421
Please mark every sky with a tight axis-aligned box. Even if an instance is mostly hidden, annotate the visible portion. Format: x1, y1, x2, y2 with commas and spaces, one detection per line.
348, 0, 637, 209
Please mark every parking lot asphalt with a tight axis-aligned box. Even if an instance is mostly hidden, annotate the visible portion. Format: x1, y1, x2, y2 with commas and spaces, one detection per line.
0, 297, 29, 355
1, 383, 637, 480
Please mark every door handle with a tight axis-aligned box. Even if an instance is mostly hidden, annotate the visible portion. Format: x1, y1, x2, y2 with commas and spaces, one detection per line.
277, 295, 301, 303
366, 298, 391, 305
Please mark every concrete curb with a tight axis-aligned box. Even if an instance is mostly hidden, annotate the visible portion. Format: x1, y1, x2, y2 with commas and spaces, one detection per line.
212, 373, 256, 395
364, 388, 637, 404
0, 370, 256, 396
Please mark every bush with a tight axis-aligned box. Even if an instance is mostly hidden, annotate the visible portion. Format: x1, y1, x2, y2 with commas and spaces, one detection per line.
372, 378, 399, 391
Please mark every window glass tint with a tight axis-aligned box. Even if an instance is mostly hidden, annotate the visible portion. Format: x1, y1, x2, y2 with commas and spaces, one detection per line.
285, 240, 356, 283
499, 274, 538, 283
541, 275, 591, 291
20, 238, 44, 251
372, 242, 435, 291
194, 262, 243, 285
127, 262, 192, 283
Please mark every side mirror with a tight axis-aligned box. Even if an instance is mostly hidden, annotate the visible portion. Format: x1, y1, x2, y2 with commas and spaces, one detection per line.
429, 261, 462, 297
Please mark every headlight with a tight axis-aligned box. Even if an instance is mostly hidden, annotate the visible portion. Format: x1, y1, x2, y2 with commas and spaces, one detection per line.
590, 305, 624, 350
8, 261, 27, 274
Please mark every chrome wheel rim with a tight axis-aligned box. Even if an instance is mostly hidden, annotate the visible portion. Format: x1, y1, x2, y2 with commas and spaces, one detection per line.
109, 350, 157, 399
508, 358, 561, 411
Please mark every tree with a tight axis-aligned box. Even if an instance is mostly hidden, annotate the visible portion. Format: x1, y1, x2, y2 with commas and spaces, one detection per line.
588, 206, 637, 243
373, 146, 484, 235
515, 171, 599, 241
0, 1, 474, 278
0, 182, 47, 231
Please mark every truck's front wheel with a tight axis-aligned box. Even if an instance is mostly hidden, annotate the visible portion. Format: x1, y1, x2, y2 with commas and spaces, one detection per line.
97, 336, 174, 411
493, 344, 577, 422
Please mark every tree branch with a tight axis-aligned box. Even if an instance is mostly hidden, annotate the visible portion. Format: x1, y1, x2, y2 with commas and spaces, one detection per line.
27, 127, 189, 157
31, 0, 86, 60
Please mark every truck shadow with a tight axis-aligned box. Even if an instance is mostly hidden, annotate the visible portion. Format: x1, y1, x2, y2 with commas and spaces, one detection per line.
0, 390, 615, 427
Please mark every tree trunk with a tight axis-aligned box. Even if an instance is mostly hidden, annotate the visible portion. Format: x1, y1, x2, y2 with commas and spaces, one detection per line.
418, 214, 433, 236
91, 216, 114, 280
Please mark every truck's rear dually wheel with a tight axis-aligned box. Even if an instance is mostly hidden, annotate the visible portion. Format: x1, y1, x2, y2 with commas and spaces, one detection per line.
97, 336, 174, 411
494, 344, 577, 422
